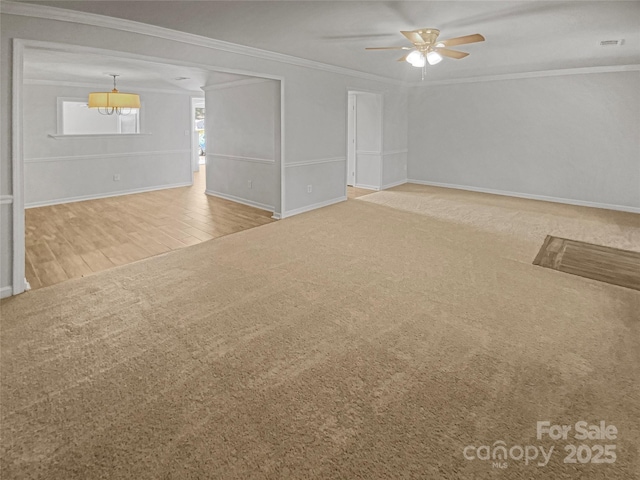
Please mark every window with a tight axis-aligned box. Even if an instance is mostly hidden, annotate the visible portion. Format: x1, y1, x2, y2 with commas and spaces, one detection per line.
58, 98, 140, 135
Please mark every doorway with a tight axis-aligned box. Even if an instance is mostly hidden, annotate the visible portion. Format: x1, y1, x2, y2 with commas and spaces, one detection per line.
347, 93, 356, 187
191, 97, 205, 173
8, 39, 287, 297
346, 90, 383, 196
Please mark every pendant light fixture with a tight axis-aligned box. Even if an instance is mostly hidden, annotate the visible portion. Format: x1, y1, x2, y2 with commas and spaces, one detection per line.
88, 74, 140, 116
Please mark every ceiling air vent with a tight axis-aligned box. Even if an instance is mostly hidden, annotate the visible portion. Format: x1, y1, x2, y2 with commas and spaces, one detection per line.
599, 39, 625, 46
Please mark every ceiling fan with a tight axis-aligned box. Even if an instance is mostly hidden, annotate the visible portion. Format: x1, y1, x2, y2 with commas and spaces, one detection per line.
366, 28, 485, 72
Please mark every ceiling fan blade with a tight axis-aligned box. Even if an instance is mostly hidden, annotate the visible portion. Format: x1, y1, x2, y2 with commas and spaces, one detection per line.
401, 30, 425, 45
365, 46, 412, 51
397, 53, 410, 62
436, 48, 470, 59
437, 34, 485, 47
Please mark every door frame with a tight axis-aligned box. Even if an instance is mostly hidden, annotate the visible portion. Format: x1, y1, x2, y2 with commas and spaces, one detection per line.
10, 38, 286, 296
346, 89, 384, 195
347, 93, 356, 187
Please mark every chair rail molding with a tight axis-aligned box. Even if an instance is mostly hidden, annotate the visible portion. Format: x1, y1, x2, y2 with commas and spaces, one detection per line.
382, 149, 408, 156
207, 153, 275, 164
25, 150, 191, 163
285, 157, 345, 168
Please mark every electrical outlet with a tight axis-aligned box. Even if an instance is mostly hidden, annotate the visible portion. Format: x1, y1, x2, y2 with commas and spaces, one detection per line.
113, 174, 121, 181
307, 185, 312, 193
248, 180, 252, 189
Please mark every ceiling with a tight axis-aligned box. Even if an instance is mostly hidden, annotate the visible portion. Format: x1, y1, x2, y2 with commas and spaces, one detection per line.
15, 1, 640, 83
24, 48, 255, 93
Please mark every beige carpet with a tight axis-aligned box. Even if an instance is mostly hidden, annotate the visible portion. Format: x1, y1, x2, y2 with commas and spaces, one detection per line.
1, 185, 639, 479
360, 184, 640, 255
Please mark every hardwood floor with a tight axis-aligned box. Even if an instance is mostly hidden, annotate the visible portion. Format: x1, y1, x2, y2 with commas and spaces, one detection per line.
533, 235, 640, 291
25, 166, 275, 290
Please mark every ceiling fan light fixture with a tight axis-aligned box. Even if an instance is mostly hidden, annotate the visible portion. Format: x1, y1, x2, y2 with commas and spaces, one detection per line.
406, 50, 425, 67
366, 28, 485, 78
426, 51, 443, 65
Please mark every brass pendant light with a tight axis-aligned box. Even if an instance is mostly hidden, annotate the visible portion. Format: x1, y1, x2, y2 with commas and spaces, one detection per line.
88, 74, 140, 116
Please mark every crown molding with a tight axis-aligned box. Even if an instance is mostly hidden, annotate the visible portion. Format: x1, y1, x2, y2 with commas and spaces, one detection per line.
1, 1, 404, 86
201, 78, 271, 91
17, 38, 286, 85
4, 2, 637, 90
410, 64, 640, 87
23, 78, 202, 95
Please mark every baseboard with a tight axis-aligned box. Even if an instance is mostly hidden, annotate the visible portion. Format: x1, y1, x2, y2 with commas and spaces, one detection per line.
408, 179, 640, 214
1, 286, 13, 299
381, 179, 408, 190
205, 190, 274, 212
25, 182, 193, 208
271, 213, 282, 220
282, 196, 347, 218
354, 184, 380, 191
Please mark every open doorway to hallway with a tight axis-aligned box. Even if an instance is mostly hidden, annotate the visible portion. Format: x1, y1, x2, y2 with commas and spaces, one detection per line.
346, 90, 382, 199
347, 93, 356, 188
192, 98, 206, 170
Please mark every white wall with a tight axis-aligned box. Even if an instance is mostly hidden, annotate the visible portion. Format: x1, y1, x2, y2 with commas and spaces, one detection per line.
23, 84, 192, 207
0, 10, 408, 294
408, 71, 640, 210
382, 91, 408, 189
204, 79, 279, 212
